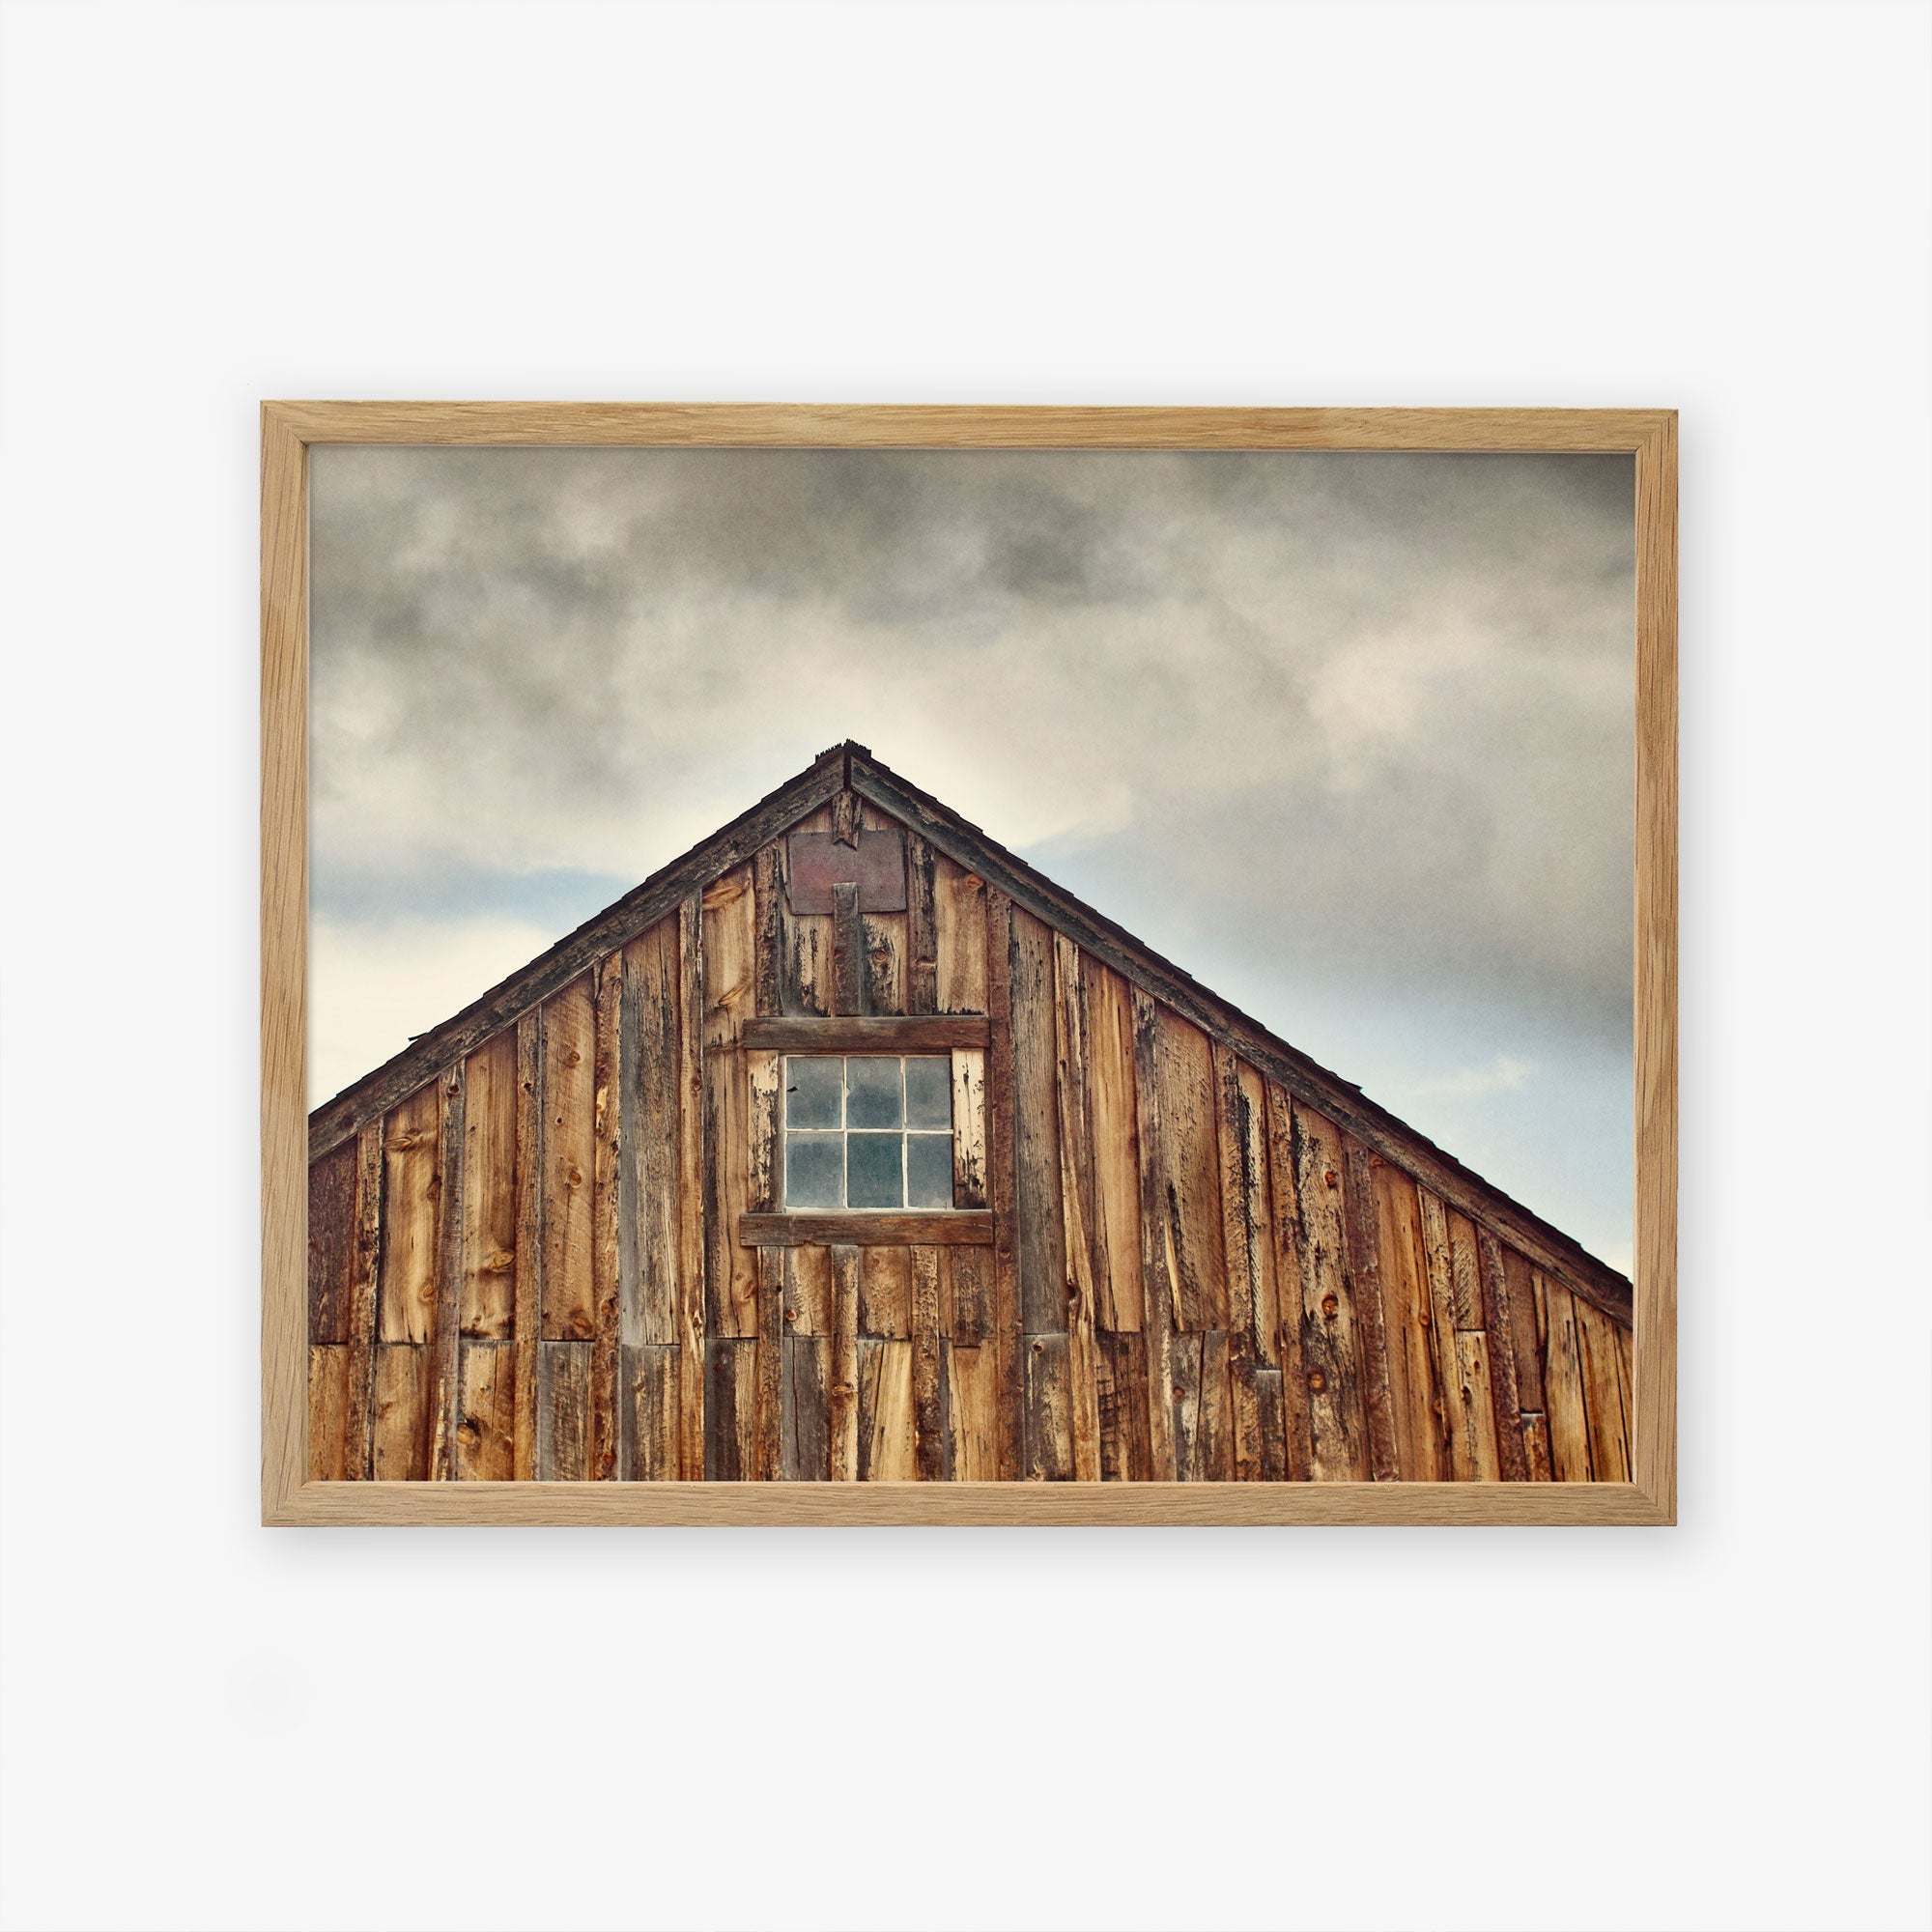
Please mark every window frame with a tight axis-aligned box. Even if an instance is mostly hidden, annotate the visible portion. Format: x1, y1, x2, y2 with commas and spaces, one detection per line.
781, 1051, 956, 1212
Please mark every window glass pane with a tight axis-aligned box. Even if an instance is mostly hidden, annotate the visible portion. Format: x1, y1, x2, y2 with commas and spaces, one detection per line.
785, 1132, 843, 1209
904, 1056, 952, 1128
784, 1056, 843, 1129
845, 1056, 902, 1128
846, 1131, 903, 1208
906, 1132, 953, 1209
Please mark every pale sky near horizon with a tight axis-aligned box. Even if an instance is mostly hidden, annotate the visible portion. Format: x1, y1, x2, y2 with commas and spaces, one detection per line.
309, 446, 1634, 1271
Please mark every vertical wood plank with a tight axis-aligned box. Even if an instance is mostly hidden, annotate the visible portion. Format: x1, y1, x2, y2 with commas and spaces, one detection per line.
832, 786, 862, 847
858, 1339, 916, 1480
911, 1246, 947, 1480
1197, 1330, 1236, 1481
306, 1346, 349, 1480
455, 1342, 516, 1481
753, 1244, 782, 1481
1477, 1229, 1531, 1482
1289, 1101, 1369, 1481
1261, 1085, 1313, 1482
1170, 1332, 1204, 1481
753, 840, 786, 1020
780, 804, 834, 1019
1149, 1008, 1229, 1331
458, 1031, 519, 1341
781, 1333, 831, 1480
702, 867, 759, 1339
1340, 1139, 1401, 1483
1096, 1330, 1152, 1481
675, 895, 706, 1479
1010, 907, 1067, 1335
537, 1340, 592, 1481
1617, 1320, 1635, 1448
624, 1344, 680, 1482
829, 1244, 862, 1482
371, 1344, 428, 1480
1445, 1208, 1486, 1331
1084, 957, 1143, 1333
947, 1344, 999, 1480
1575, 1299, 1633, 1482
1228, 1349, 1262, 1481
512, 1011, 542, 1482
588, 952, 623, 1480
1131, 986, 1179, 1480
1230, 1352, 1279, 1483
832, 880, 865, 1016
1541, 1277, 1594, 1482
859, 1247, 912, 1338
377, 1080, 441, 1344
1522, 1411, 1554, 1482
983, 889, 1024, 1481
425, 1064, 467, 1481
747, 1050, 781, 1213
626, 917, 682, 1349
539, 976, 596, 1340
933, 856, 987, 1014
1371, 1159, 1448, 1482
1023, 1332, 1073, 1480
702, 1339, 757, 1480
1211, 1042, 1256, 1358
1417, 1190, 1476, 1479
1503, 1247, 1547, 1417
860, 803, 908, 1016
782, 1245, 833, 1336
342, 1121, 384, 1481
950, 1048, 988, 1208
947, 1246, 990, 1346
906, 831, 939, 1015
1215, 1046, 1279, 1366
1453, 1331, 1502, 1481
1052, 934, 1102, 1481
306, 1141, 355, 1346
1531, 1264, 1550, 1405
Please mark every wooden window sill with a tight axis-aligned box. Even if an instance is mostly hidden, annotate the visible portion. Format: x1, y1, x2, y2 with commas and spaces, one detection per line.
738, 1210, 994, 1248
741, 1014, 988, 1052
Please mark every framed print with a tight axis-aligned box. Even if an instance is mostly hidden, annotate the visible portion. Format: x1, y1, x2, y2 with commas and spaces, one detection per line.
262, 404, 1676, 1524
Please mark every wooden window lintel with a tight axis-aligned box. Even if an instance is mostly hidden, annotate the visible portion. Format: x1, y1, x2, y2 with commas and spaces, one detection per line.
743, 1014, 988, 1052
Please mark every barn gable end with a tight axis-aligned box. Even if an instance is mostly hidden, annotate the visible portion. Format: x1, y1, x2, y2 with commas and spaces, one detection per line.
306, 742, 1634, 1486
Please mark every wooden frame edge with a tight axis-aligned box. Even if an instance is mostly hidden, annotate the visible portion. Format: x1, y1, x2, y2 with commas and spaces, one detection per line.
267, 1478, 1675, 1527
262, 405, 308, 1524
262, 402, 1678, 1528
1632, 412, 1679, 1523
262, 400, 1672, 451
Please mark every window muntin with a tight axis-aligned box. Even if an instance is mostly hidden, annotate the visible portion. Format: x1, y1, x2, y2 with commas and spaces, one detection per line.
782, 1054, 954, 1210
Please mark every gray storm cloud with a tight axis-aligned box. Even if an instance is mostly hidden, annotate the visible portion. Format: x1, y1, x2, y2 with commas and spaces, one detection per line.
309, 444, 1634, 1264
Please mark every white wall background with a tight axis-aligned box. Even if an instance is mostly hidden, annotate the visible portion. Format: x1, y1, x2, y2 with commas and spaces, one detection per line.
1, 4, 1926, 1929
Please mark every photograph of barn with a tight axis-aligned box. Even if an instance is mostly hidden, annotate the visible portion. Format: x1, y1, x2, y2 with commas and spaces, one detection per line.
305, 740, 1634, 1485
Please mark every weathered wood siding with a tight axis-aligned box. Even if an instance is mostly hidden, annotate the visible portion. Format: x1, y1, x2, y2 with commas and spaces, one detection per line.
308, 788, 1634, 1482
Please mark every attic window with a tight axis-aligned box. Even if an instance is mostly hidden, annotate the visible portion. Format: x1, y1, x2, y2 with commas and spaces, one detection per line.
782, 1054, 953, 1210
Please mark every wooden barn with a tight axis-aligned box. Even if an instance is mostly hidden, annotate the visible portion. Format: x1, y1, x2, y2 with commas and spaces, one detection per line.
305, 742, 1634, 1486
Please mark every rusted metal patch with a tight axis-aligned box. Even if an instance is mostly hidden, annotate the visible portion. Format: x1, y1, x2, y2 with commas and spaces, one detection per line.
786, 829, 907, 915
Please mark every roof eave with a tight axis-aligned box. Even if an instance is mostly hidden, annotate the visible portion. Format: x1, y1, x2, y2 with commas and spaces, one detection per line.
843, 746, 1634, 1327
304, 745, 848, 1162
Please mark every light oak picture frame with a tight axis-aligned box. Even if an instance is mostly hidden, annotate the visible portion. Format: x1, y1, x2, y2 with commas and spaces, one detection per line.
262, 402, 1677, 1525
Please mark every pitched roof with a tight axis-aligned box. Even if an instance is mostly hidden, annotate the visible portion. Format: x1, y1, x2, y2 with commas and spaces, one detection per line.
309, 740, 1633, 1324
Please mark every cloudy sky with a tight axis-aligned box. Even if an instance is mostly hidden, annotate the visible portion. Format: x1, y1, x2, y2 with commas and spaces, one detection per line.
309, 445, 1634, 1270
